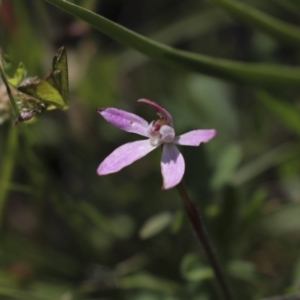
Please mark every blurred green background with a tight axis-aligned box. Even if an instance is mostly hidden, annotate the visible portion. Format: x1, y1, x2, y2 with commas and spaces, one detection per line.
1, 0, 300, 299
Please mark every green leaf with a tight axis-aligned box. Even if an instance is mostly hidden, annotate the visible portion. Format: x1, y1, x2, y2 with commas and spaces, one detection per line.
18, 46, 69, 110
120, 273, 179, 293
170, 210, 185, 234
231, 143, 298, 185
0, 234, 81, 278
180, 253, 214, 282
49, 46, 69, 108
213, 185, 239, 249
139, 212, 173, 239
18, 78, 65, 109
239, 188, 267, 234
260, 203, 300, 236
257, 91, 300, 136
288, 0, 300, 8
44, 0, 300, 88
211, 144, 242, 189
7, 62, 27, 87
227, 260, 258, 283
0, 279, 71, 300
13, 47, 70, 123
209, 0, 300, 46
187, 75, 237, 136
275, 0, 300, 18
292, 256, 300, 287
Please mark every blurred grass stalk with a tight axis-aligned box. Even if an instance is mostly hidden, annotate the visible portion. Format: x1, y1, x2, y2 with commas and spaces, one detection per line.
0, 126, 18, 228
44, 0, 300, 88
0, 63, 20, 229
208, 0, 300, 46
0, 63, 19, 116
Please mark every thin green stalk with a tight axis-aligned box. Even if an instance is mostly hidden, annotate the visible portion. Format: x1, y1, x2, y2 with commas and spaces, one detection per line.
176, 181, 233, 300
209, 0, 300, 46
43, 0, 300, 88
0, 63, 19, 116
0, 61, 21, 228
0, 127, 18, 227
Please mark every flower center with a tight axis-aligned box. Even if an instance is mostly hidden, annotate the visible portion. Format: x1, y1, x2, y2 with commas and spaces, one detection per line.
147, 118, 175, 147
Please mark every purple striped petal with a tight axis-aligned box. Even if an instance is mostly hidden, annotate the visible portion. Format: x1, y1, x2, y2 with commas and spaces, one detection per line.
97, 140, 156, 175
138, 99, 173, 126
98, 107, 149, 137
174, 129, 217, 146
161, 144, 185, 189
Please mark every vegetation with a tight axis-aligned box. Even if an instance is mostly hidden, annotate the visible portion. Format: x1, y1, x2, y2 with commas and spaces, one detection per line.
1, 0, 300, 299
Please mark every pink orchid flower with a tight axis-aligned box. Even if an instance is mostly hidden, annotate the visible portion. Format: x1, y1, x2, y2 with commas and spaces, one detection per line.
97, 99, 216, 189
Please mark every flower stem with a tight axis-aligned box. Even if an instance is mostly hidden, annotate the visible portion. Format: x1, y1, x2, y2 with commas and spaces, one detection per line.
176, 181, 233, 300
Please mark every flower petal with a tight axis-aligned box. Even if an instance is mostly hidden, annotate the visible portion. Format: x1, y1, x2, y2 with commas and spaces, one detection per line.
97, 140, 156, 175
161, 144, 185, 189
138, 99, 173, 126
174, 129, 217, 146
97, 107, 149, 137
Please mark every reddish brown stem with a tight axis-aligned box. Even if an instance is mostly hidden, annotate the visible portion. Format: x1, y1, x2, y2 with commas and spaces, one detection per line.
176, 181, 233, 300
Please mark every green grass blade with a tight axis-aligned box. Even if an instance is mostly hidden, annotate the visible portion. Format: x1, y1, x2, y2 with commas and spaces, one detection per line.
44, 0, 300, 88
0, 64, 19, 116
257, 91, 300, 136
231, 143, 298, 185
0, 127, 18, 227
275, 0, 300, 18
209, 0, 300, 46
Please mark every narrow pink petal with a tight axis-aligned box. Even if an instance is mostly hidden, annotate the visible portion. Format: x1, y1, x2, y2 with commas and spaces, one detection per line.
161, 144, 185, 190
174, 129, 217, 146
137, 99, 173, 126
98, 107, 149, 137
97, 140, 156, 175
